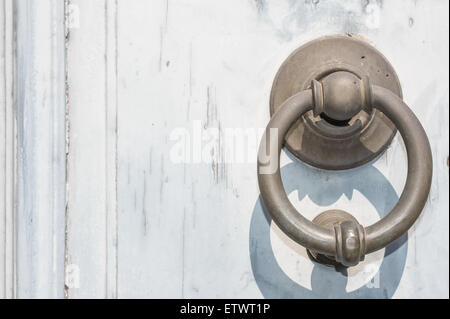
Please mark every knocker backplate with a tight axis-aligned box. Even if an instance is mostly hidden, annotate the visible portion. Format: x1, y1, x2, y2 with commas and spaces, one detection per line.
270, 34, 403, 170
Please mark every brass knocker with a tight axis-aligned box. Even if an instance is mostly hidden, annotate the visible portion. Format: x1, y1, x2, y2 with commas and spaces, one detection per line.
257, 35, 432, 267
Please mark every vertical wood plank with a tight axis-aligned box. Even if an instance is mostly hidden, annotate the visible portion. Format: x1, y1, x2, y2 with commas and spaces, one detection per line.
115, 0, 185, 297
65, 0, 118, 298
105, 0, 119, 299
15, 0, 66, 298
0, 0, 16, 299
114, 0, 265, 298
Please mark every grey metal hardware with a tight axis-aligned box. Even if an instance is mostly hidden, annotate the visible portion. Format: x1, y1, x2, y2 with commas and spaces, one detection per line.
270, 35, 402, 170
257, 35, 432, 267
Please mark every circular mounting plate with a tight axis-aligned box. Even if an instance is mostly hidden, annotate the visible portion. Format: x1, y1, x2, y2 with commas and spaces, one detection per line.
270, 35, 402, 170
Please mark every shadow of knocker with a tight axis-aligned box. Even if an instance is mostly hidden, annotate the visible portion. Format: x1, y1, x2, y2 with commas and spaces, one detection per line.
249, 159, 408, 298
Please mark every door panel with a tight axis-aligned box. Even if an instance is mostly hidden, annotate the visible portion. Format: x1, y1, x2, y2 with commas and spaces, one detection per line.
2, 0, 449, 298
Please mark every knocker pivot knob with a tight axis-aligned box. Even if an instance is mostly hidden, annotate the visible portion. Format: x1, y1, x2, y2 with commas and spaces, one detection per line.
312, 71, 372, 121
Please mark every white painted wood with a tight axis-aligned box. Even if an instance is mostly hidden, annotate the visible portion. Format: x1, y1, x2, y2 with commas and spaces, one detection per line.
65, 0, 450, 298
65, 0, 118, 298
1, 0, 448, 298
14, 0, 66, 298
0, 0, 16, 299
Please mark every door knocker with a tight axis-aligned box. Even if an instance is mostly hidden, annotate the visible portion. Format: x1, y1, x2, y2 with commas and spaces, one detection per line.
257, 35, 432, 267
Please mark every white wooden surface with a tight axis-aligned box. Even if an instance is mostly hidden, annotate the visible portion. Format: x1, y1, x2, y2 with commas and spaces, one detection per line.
15, 0, 66, 298
65, 0, 119, 298
0, 0, 15, 299
1, 0, 449, 298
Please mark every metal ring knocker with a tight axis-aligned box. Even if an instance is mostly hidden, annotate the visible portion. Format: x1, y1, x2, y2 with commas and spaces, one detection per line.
257, 37, 432, 267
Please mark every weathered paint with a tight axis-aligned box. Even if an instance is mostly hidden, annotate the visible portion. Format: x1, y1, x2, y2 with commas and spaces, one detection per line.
1, 0, 449, 298
65, 0, 119, 298
0, 0, 15, 299
13, 0, 66, 298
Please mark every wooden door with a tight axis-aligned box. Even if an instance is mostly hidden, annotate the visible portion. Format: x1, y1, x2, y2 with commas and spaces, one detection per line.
0, 0, 448, 298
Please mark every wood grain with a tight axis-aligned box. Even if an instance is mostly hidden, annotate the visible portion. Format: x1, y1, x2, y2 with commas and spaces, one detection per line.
65, 0, 119, 298
0, 0, 15, 299
1, 0, 448, 298
14, 0, 66, 298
